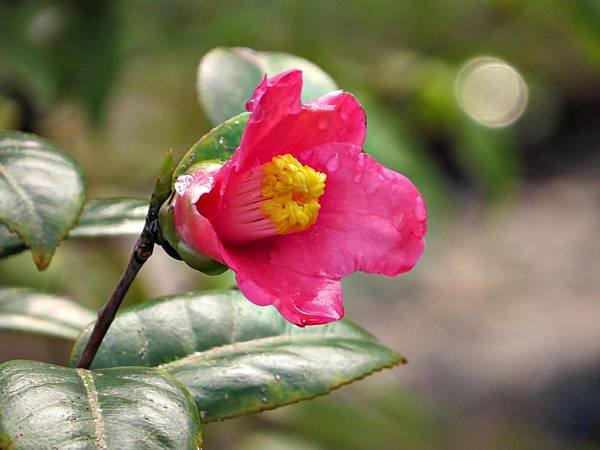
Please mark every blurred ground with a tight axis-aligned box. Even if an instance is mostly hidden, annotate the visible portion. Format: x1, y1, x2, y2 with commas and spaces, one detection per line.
1, 1, 599, 449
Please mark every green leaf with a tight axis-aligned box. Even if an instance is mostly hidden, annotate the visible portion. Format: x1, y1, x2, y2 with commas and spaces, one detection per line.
173, 113, 248, 179
0, 287, 95, 340
198, 47, 338, 126
0, 197, 148, 260
0, 131, 85, 270
69, 197, 147, 239
70, 291, 404, 422
0, 360, 202, 449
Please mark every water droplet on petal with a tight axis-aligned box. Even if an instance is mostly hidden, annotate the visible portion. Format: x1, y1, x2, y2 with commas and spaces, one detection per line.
382, 168, 396, 180
175, 175, 194, 195
317, 117, 328, 130
300, 149, 313, 161
414, 197, 427, 221
365, 178, 380, 194
357, 155, 366, 167
251, 107, 265, 122
353, 172, 363, 183
392, 214, 405, 229
326, 153, 340, 172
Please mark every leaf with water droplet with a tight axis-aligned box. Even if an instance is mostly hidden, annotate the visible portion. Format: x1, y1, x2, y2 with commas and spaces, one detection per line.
0, 131, 85, 270
174, 113, 248, 179
0, 197, 149, 261
69, 290, 405, 423
0, 360, 202, 449
0, 287, 95, 341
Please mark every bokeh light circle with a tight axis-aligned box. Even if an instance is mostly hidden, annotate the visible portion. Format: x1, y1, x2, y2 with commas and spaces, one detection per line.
455, 57, 528, 127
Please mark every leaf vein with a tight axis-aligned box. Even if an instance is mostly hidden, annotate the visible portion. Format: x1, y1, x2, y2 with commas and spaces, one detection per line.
158, 334, 384, 370
76, 369, 108, 450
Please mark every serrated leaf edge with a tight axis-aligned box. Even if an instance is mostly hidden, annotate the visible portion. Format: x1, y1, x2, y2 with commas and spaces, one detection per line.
205, 357, 403, 423
158, 333, 405, 423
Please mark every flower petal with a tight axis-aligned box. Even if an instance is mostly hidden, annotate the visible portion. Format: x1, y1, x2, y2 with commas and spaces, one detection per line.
234, 70, 366, 172
220, 242, 344, 326
172, 169, 224, 263
266, 142, 427, 278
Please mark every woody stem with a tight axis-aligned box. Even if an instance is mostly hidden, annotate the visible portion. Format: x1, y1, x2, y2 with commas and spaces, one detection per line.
75, 201, 162, 369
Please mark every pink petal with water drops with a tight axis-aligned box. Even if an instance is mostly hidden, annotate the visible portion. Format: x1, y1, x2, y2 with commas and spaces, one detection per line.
233, 69, 366, 173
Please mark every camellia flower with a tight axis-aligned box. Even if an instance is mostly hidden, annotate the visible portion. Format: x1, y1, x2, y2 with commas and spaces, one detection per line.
170, 69, 427, 326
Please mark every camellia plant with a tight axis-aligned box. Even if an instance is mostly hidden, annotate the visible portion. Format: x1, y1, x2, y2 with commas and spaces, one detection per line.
0, 48, 426, 449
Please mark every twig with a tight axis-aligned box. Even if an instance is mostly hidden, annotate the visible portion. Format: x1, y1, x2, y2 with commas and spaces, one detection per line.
75, 203, 160, 369
76, 152, 175, 369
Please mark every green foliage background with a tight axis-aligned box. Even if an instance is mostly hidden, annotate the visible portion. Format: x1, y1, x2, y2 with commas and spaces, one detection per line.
1, 1, 599, 449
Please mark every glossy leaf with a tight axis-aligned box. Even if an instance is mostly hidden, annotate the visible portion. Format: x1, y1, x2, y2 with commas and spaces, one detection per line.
198, 47, 338, 126
0, 360, 202, 449
70, 197, 147, 239
0, 131, 85, 269
0, 287, 95, 340
174, 113, 248, 179
70, 291, 404, 422
0, 197, 148, 260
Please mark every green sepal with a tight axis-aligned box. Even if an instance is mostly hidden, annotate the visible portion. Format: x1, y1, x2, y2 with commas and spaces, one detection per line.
173, 112, 248, 180
151, 149, 175, 207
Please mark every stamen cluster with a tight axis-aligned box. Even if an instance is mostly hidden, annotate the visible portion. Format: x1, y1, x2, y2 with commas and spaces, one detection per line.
261, 154, 326, 234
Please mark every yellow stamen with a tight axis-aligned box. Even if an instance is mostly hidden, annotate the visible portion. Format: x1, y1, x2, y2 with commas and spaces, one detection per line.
260, 154, 326, 234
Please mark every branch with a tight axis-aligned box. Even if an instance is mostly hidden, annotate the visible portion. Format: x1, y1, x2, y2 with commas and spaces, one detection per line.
76, 152, 174, 369
75, 203, 159, 369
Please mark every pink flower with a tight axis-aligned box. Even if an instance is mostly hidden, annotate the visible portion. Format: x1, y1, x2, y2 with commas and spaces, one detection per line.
172, 69, 426, 326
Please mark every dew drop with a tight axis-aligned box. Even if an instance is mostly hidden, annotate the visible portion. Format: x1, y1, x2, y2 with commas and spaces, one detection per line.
261, 397, 268, 404
356, 155, 366, 167
251, 107, 265, 122
274, 374, 281, 381
382, 169, 396, 180
218, 136, 225, 145
199, 410, 207, 419
365, 181, 379, 194
224, 393, 229, 400
414, 197, 426, 221
353, 172, 363, 183
317, 117, 328, 130
175, 175, 194, 195
300, 149, 313, 161
326, 153, 340, 172
392, 214, 405, 229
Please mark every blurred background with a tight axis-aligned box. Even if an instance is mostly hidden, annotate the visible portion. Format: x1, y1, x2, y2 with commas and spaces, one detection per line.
1, 0, 599, 449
